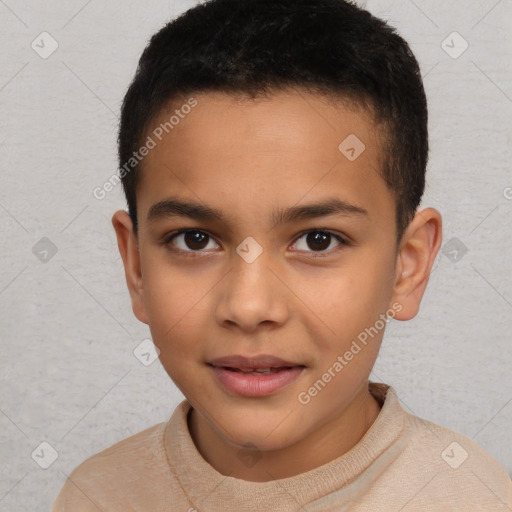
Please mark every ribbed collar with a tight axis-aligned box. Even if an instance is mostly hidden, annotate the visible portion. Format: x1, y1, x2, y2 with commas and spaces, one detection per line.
164, 383, 406, 511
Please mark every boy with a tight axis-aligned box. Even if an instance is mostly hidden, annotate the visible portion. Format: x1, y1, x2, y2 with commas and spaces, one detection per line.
53, 0, 512, 510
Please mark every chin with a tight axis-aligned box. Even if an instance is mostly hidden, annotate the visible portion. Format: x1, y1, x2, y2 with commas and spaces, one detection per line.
219, 417, 302, 452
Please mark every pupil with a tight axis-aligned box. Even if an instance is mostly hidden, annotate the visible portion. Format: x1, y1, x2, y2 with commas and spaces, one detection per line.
307, 232, 329, 251
185, 231, 208, 250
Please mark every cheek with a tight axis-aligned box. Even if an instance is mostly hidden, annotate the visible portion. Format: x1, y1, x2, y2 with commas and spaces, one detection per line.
315, 256, 394, 339
139, 261, 197, 352
144, 280, 204, 391
141, 252, 194, 323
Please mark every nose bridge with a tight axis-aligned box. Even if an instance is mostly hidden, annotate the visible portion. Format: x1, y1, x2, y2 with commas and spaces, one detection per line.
215, 243, 289, 331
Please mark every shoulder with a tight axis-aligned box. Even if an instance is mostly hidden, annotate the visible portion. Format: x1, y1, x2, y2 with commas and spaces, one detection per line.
52, 422, 171, 511
398, 410, 512, 509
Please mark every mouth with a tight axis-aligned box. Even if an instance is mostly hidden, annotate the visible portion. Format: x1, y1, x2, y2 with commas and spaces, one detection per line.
215, 366, 301, 375
207, 355, 306, 397
208, 354, 305, 371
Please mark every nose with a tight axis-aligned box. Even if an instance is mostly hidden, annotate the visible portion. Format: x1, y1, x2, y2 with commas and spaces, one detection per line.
215, 249, 290, 333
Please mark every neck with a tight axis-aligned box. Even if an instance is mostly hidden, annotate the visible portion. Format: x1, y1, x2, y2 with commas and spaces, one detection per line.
187, 385, 382, 482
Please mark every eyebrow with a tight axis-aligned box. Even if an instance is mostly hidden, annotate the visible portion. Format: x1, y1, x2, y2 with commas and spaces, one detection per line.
147, 197, 368, 229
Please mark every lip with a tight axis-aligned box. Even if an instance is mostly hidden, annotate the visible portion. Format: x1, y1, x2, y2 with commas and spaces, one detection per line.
210, 365, 305, 397
209, 354, 302, 371
208, 354, 306, 397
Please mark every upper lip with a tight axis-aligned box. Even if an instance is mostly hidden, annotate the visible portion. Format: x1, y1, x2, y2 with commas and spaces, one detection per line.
209, 354, 304, 371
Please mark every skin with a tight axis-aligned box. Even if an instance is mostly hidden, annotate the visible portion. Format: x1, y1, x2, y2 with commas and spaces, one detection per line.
112, 89, 442, 482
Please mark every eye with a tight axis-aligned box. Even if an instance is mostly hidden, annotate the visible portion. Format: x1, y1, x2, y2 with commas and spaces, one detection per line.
291, 229, 347, 255
165, 229, 219, 255
164, 228, 348, 257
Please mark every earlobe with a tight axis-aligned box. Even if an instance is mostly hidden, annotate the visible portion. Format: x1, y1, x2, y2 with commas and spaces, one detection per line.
111, 210, 149, 325
391, 208, 442, 321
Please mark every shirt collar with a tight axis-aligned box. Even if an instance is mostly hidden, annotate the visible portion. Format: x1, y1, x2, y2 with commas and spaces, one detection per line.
164, 382, 406, 511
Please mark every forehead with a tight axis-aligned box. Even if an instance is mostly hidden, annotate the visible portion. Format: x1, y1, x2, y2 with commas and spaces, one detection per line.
137, 89, 394, 231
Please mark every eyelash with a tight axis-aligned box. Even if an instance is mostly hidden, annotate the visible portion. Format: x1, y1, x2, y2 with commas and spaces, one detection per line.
163, 228, 349, 258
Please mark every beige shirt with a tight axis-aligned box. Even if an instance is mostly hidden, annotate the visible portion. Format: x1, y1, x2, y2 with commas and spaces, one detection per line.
53, 383, 512, 511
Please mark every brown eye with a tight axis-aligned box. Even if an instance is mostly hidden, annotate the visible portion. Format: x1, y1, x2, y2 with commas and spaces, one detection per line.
166, 229, 219, 253
306, 232, 330, 251
293, 230, 346, 254
183, 230, 209, 250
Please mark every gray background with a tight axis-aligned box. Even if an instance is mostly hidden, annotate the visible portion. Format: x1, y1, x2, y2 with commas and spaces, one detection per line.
1, 0, 511, 510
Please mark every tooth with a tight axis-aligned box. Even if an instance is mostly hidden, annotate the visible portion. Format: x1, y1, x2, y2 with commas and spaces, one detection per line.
227, 367, 287, 374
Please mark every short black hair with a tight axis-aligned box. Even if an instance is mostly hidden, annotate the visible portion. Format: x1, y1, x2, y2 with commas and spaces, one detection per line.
118, 0, 428, 242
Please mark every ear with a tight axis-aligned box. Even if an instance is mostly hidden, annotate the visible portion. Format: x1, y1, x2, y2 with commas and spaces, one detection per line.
112, 210, 149, 325
390, 208, 442, 320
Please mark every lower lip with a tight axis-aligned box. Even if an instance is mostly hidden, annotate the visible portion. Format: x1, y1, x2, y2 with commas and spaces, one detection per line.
210, 365, 305, 397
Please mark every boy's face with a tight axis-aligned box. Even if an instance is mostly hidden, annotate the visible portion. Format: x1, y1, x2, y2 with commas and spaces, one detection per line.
114, 90, 440, 471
